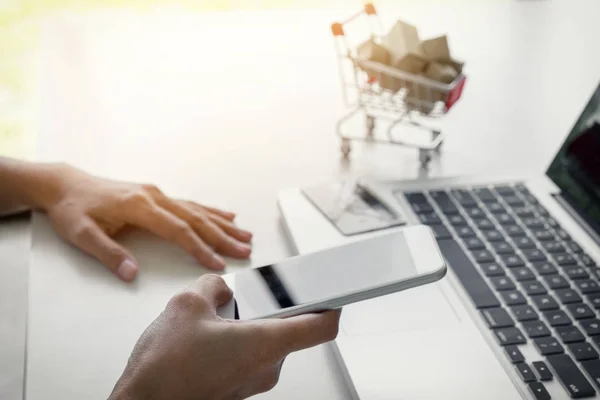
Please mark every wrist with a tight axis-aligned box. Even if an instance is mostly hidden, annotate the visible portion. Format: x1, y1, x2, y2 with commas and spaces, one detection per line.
0, 158, 68, 211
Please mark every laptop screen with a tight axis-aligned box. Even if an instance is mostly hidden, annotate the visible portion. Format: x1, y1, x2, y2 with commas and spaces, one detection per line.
547, 84, 600, 236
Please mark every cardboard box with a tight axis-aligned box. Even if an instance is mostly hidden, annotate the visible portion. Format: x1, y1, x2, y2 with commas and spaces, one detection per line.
421, 35, 464, 74
424, 62, 458, 84
380, 20, 429, 92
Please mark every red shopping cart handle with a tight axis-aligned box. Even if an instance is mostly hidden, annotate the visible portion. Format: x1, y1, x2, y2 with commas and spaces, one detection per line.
445, 75, 467, 112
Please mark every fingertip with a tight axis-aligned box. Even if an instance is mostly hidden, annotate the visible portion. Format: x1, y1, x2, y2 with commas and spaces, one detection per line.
239, 230, 253, 242
116, 259, 138, 282
211, 254, 227, 270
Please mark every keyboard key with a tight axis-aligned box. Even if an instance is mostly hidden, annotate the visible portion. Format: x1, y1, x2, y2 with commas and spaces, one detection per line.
528, 382, 551, 400
494, 185, 516, 195
503, 196, 524, 207
535, 205, 550, 217
589, 267, 600, 281
593, 336, 600, 349
511, 267, 536, 282
580, 255, 597, 267
522, 217, 545, 229
563, 266, 589, 280
544, 310, 572, 327
455, 226, 476, 238
556, 326, 586, 343
429, 224, 452, 240
581, 319, 600, 336
505, 345, 524, 363
448, 215, 467, 226
533, 230, 554, 242
534, 336, 564, 355
556, 289, 583, 304
523, 248, 548, 262
451, 189, 477, 207
569, 342, 599, 361
490, 241, 514, 254
500, 254, 525, 268
464, 237, 485, 250
545, 217, 560, 228
515, 236, 536, 249
523, 320, 551, 338
542, 241, 566, 253
567, 304, 596, 320
482, 230, 504, 242
501, 290, 527, 306
515, 362, 537, 383
587, 294, 600, 309
485, 202, 505, 214
480, 263, 505, 277
473, 218, 495, 231
505, 225, 526, 237
566, 241, 583, 253
576, 280, 600, 294
544, 275, 570, 290
473, 187, 496, 203
429, 191, 459, 214
547, 354, 595, 398
437, 240, 500, 309
553, 253, 577, 266
496, 213, 515, 225
481, 308, 514, 329
513, 206, 535, 218
464, 207, 484, 218
494, 327, 526, 346
532, 262, 557, 276
418, 213, 442, 225
582, 359, 600, 391
474, 249, 495, 264
515, 183, 530, 194
532, 294, 559, 311
522, 280, 547, 295
405, 192, 428, 204
556, 229, 571, 241
532, 361, 553, 382
511, 305, 538, 322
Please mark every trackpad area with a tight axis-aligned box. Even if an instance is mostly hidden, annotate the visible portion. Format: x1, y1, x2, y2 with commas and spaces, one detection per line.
340, 283, 461, 336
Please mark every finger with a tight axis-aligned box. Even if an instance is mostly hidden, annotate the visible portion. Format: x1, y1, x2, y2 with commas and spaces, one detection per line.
154, 197, 251, 259
66, 217, 139, 282
205, 213, 253, 243
187, 274, 233, 310
192, 202, 236, 221
124, 202, 226, 270
260, 309, 342, 355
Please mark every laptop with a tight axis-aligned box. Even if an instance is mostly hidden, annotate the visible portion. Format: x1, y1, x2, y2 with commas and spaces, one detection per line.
277, 82, 600, 400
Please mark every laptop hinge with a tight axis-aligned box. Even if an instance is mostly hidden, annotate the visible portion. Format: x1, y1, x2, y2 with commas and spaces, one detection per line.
553, 193, 600, 246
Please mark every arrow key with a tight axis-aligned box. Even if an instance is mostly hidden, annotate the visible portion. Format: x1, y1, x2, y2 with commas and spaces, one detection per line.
528, 382, 550, 400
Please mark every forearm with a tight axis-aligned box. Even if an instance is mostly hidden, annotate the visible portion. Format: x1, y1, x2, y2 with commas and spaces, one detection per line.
0, 157, 63, 216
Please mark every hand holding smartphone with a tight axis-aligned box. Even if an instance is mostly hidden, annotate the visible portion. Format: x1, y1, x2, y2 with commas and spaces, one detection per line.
217, 225, 446, 320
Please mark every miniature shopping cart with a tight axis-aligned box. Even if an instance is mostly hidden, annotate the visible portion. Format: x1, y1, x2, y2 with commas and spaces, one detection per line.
331, 3, 467, 166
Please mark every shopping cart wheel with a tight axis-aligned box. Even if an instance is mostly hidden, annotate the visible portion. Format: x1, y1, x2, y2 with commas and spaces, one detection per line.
419, 149, 432, 167
341, 138, 351, 158
432, 130, 442, 153
366, 115, 375, 137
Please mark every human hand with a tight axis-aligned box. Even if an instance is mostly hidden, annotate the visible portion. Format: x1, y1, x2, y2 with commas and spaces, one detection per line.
38, 164, 253, 282
109, 274, 341, 400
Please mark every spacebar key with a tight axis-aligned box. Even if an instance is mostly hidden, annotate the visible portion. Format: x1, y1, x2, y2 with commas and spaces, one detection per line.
547, 354, 596, 398
438, 240, 500, 309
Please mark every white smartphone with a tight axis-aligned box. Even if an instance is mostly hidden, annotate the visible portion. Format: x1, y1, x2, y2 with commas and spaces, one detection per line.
217, 225, 447, 320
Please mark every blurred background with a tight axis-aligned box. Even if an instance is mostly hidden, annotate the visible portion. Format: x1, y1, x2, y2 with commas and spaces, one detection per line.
0, 0, 352, 159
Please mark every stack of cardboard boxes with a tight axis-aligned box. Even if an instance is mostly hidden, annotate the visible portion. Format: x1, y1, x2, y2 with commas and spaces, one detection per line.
357, 20, 464, 112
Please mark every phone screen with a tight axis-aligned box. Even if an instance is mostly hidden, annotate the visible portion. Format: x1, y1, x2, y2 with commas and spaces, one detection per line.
225, 231, 425, 319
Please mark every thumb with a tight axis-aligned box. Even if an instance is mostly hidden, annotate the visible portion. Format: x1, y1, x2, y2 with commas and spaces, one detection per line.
68, 217, 139, 282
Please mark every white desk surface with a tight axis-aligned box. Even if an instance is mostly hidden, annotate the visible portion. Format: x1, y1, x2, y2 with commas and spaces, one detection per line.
5, 0, 600, 399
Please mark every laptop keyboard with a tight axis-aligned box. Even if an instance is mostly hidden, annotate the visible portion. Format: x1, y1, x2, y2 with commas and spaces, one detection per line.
402, 183, 599, 399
